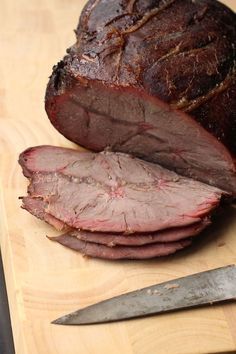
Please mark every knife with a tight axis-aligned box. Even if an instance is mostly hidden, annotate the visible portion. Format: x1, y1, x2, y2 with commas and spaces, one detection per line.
52, 265, 236, 325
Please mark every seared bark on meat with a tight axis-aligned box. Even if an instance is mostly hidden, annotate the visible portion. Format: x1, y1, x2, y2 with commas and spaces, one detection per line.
45, 0, 236, 194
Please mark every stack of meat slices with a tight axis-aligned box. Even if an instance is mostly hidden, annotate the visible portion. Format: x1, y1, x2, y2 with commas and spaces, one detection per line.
19, 145, 226, 260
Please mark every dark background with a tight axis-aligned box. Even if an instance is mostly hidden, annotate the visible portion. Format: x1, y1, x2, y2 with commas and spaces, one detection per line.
0, 253, 15, 354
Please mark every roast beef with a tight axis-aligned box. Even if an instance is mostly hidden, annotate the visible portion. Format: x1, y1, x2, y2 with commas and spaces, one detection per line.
49, 235, 192, 260
22, 189, 210, 244
45, 0, 236, 194
21, 197, 68, 231
19, 146, 224, 233
52, 220, 210, 247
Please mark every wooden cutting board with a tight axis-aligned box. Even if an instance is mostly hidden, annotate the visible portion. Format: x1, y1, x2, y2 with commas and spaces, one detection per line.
0, 1, 236, 353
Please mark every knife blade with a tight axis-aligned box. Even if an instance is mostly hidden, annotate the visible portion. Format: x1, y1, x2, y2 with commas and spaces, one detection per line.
52, 265, 236, 325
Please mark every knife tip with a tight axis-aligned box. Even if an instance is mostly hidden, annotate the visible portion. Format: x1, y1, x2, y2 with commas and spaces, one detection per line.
51, 318, 63, 325
51, 314, 72, 325
51, 313, 86, 326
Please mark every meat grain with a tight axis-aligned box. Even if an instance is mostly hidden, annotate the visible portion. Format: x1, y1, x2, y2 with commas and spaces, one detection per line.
19, 146, 224, 233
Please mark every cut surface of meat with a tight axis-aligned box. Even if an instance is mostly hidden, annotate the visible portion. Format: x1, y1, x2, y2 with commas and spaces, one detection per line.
49, 235, 192, 260
55, 219, 210, 246
22, 192, 210, 245
45, 0, 236, 194
21, 197, 67, 231
46, 81, 236, 194
19, 145, 88, 178
19, 146, 225, 233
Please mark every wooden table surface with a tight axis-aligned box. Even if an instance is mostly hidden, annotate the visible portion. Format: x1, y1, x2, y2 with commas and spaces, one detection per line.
0, 1, 236, 353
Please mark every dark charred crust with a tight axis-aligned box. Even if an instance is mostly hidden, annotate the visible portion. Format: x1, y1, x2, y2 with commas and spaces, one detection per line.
122, 0, 178, 35
45, 0, 236, 187
104, 13, 132, 28
175, 64, 236, 112
187, 5, 209, 27
53, 61, 67, 91
126, 0, 138, 14
46, 0, 235, 152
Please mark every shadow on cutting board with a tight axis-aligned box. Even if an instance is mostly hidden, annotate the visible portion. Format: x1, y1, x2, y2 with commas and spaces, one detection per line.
152, 204, 236, 266
178, 204, 236, 257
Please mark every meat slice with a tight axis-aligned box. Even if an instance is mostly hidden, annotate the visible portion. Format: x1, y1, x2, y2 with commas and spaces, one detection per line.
22, 193, 210, 244
45, 0, 236, 194
54, 220, 210, 247
21, 197, 68, 231
19, 146, 225, 233
19, 145, 87, 178
49, 235, 192, 260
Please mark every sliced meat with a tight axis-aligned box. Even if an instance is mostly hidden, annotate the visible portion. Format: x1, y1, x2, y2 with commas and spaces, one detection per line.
21, 197, 67, 231
19, 146, 225, 233
49, 235, 192, 260
58, 219, 210, 246
45, 0, 236, 194
19, 145, 87, 178
22, 191, 210, 245
22, 192, 210, 244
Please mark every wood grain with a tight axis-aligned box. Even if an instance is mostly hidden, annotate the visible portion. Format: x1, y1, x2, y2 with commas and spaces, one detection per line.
0, 1, 236, 353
